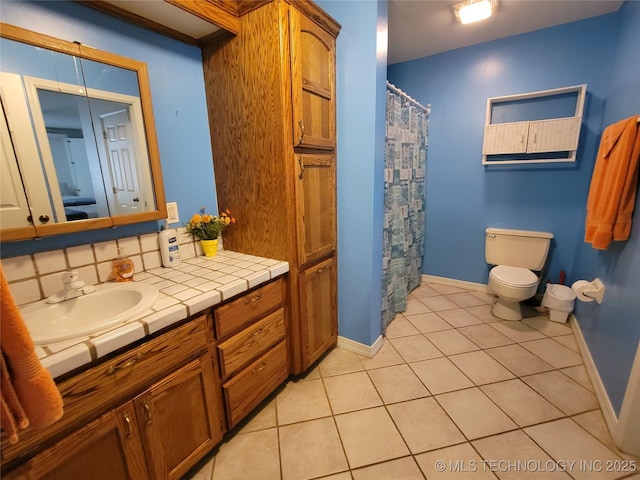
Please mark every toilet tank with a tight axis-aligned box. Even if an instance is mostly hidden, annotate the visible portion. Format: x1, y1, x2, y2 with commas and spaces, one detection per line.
485, 228, 553, 270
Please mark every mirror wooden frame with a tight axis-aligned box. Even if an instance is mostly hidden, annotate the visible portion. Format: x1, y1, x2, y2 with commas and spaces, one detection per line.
0, 22, 167, 242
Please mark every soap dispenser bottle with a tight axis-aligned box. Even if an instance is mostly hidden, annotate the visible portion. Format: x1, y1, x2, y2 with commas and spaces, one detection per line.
159, 221, 182, 268
113, 248, 134, 282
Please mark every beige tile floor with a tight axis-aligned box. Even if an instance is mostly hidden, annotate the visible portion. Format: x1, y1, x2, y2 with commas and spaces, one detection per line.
185, 282, 640, 480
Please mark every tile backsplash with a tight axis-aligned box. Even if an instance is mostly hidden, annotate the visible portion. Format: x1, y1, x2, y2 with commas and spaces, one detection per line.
2, 228, 206, 306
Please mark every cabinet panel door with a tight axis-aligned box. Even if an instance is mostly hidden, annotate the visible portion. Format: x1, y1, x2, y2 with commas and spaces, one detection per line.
482, 122, 529, 154
299, 256, 337, 368
526, 117, 581, 152
295, 153, 336, 266
20, 402, 148, 480
135, 355, 223, 480
0, 101, 33, 230
290, 8, 336, 150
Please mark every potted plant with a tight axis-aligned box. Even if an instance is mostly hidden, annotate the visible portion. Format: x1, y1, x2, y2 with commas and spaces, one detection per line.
185, 207, 236, 257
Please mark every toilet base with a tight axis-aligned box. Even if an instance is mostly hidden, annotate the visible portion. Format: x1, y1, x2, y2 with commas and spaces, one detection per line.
492, 298, 523, 321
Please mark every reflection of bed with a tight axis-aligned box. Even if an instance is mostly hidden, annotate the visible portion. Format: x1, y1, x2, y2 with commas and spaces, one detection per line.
62, 196, 96, 207
62, 196, 97, 221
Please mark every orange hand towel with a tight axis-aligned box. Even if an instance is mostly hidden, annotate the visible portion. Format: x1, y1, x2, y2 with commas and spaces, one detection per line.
0, 263, 63, 444
585, 116, 640, 250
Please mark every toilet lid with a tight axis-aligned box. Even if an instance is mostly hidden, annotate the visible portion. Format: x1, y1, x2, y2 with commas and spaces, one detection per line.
490, 265, 538, 288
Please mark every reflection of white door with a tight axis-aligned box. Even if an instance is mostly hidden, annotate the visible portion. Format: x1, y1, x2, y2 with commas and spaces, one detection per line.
1, 73, 54, 228
101, 109, 140, 215
0, 101, 32, 228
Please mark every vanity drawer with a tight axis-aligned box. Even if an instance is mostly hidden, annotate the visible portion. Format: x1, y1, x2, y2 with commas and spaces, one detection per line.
214, 278, 284, 338
218, 308, 285, 379
222, 341, 288, 429
0, 315, 209, 467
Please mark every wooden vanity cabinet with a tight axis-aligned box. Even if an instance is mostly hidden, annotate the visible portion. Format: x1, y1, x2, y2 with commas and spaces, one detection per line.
134, 355, 222, 480
1, 315, 224, 480
9, 353, 221, 480
3, 403, 148, 480
214, 279, 288, 429
202, 0, 340, 374
2, 276, 292, 479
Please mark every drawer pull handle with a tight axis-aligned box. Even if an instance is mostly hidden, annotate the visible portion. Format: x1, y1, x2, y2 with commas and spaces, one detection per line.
316, 266, 327, 273
298, 119, 305, 144
143, 402, 152, 425
105, 352, 144, 376
244, 294, 262, 306
248, 327, 265, 339
253, 362, 267, 373
123, 412, 132, 437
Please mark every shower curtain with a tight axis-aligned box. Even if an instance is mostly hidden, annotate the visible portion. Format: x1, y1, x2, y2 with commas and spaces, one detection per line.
381, 82, 429, 333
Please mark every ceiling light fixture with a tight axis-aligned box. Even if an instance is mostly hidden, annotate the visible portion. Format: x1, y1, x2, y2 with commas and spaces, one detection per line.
453, 0, 497, 24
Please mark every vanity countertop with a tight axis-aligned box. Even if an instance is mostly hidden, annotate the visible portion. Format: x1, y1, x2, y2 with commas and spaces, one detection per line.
34, 250, 289, 379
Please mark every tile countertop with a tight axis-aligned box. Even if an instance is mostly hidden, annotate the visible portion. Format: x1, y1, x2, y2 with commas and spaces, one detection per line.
32, 250, 289, 380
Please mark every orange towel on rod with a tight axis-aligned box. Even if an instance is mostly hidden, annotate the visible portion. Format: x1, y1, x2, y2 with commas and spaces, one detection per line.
585, 115, 640, 250
0, 263, 63, 444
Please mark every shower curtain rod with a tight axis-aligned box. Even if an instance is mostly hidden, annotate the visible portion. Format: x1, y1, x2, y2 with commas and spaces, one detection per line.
386, 81, 429, 112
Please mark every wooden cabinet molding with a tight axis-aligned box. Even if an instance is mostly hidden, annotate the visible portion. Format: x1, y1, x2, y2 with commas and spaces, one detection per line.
78, 0, 241, 45
78, 1, 340, 48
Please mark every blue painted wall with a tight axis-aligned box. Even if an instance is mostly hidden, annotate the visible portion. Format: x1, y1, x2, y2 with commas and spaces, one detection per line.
316, 0, 388, 345
388, 14, 618, 288
1, 1, 216, 256
571, 0, 640, 414
389, 6, 640, 413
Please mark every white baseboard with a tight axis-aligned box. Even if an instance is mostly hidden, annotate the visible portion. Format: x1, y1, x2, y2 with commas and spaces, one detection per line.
337, 335, 384, 359
421, 274, 492, 293
569, 314, 618, 436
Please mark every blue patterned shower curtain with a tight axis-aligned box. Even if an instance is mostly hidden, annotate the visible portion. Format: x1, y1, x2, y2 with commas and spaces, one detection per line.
381, 83, 429, 333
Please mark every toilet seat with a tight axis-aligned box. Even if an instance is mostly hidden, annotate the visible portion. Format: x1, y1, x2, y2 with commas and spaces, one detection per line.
490, 265, 538, 288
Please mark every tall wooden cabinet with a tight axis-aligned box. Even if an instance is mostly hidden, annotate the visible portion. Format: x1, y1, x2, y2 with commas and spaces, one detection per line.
202, 0, 340, 373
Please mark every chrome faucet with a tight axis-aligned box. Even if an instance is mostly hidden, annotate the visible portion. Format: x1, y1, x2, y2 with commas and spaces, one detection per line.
46, 270, 96, 304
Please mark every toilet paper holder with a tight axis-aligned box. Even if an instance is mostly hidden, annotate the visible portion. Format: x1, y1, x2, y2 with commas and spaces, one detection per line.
571, 278, 606, 304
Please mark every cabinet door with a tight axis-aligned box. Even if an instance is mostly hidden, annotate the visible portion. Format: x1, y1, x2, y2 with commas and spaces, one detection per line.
526, 117, 581, 153
295, 153, 336, 266
482, 122, 529, 154
290, 8, 336, 150
17, 402, 148, 480
299, 256, 337, 368
135, 355, 223, 480
0, 101, 33, 230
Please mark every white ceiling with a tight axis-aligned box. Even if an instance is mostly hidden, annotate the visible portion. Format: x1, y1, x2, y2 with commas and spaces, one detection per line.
388, 0, 624, 64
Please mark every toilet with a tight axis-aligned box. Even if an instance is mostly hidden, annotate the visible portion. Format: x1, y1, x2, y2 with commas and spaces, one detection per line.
485, 228, 553, 321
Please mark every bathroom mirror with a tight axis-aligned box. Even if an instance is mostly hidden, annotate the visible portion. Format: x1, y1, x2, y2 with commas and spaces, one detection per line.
0, 23, 166, 241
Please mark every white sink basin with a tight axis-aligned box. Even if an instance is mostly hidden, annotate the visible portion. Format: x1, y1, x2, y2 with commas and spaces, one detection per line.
22, 282, 158, 345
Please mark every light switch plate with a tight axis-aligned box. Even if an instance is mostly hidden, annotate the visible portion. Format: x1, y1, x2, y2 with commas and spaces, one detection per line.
166, 202, 179, 223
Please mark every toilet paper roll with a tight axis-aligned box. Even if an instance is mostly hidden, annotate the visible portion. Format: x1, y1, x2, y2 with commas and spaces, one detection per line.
572, 280, 596, 302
